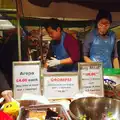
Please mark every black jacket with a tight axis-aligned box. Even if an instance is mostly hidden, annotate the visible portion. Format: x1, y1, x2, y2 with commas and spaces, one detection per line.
0, 69, 10, 93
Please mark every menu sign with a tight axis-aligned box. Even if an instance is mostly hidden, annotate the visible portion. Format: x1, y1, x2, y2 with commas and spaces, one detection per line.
43, 73, 79, 99
13, 61, 41, 99
78, 63, 104, 97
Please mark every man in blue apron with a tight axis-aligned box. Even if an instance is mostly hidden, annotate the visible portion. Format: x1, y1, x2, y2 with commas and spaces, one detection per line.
44, 19, 80, 72
83, 10, 119, 68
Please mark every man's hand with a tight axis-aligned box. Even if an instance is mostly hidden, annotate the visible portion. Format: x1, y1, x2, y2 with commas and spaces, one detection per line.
1, 90, 12, 102
47, 57, 60, 67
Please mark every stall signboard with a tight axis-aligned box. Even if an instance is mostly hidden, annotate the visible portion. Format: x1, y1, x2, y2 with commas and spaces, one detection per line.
78, 62, 104, 97
43, 72, 79, 99
13, 61, 41, 99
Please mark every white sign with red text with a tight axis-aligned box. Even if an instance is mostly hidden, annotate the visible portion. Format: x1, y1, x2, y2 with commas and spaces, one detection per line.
78, 63, 104, 97
43, 74, 79, 99
13, 61, 41, 99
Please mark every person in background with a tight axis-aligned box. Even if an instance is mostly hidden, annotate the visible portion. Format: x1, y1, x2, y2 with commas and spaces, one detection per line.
0, 33, 13, 103
44, 18, 80, 72
0, 70, 12, 102
83, 9, 119, 68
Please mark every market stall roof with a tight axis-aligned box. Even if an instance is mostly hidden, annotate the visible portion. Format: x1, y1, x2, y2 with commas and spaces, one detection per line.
0, 0, 120, 21
16, 0, 120, 21
17, 0, 97, 20
0, 0, 120, 29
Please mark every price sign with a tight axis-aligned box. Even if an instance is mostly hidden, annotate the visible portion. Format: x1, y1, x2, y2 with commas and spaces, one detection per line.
78, 62, 104, 97
43, 72, 79, 99
13, 61, 41, 99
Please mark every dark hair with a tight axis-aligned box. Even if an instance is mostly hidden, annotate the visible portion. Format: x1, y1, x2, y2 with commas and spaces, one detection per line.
96, 9, 112, 24
43, 18, 63, 31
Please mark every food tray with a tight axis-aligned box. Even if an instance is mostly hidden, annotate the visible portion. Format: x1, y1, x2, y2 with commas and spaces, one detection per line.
17, 104, 71, 120
18, 100, 39, 108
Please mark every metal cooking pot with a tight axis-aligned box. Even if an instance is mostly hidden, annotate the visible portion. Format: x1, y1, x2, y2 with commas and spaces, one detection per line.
69, 97, 120, 120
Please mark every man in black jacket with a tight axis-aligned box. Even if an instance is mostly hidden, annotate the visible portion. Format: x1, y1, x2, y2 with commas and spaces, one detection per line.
0, 70, 12, 102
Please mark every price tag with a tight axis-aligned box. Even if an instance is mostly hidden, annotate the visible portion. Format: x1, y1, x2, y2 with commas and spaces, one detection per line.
43, 72, 79, 99
13, 61, 41, 99
78, 62, 104, 97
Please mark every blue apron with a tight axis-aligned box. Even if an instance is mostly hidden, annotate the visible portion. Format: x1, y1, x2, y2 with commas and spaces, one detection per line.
90, 30, 115, 68
51, 32, 77, 71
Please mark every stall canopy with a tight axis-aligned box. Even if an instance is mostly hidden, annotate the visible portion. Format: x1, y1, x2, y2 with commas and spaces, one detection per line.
0, 0, 120, 21
17, 0, 97, 20
16, 0, 120, 21
1, 0, 120, 25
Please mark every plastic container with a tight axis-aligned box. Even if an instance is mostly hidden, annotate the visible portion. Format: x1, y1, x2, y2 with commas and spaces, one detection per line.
104, 68, 120, 76
103, 68, 120, 99
17, 104, 71, 120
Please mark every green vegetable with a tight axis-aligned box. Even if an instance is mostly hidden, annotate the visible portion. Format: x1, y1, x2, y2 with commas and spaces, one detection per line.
79, 114, 87, 120
107, 112, 116, 120
107, 112, 113, 118
111, 118, 116, 120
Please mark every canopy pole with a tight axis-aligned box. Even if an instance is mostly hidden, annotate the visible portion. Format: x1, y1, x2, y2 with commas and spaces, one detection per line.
15, 0, 22, 61
17, 17, 21, 61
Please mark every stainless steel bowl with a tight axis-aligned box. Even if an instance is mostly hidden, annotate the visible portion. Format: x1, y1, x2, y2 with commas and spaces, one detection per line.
69, 97, 120, 120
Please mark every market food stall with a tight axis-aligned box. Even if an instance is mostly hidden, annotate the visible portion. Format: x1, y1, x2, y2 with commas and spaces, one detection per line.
1, 0, 120, 120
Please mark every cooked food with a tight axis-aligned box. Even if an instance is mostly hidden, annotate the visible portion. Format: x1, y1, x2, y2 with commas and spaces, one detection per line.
28, 111, 46, 120
26, 108, 65, 120
101, 112, 116, 120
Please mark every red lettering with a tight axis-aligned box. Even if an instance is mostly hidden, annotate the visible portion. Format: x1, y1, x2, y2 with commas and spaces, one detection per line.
86, 72, 97, 76
50, 77, 72, 82
16, 79, 28, 82
91, 72, 96, 76
68, 78, 72, 81
87, 73, 91, 76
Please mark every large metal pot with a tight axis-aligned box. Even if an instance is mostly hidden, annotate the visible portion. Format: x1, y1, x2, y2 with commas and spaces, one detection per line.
69, 97, 120, 120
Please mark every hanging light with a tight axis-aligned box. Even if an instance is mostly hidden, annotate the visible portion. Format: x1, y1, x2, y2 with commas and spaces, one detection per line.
0, 14, 15, 30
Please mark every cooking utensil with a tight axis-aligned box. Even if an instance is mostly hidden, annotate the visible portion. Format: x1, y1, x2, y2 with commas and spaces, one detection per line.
69, 97, 120, 120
